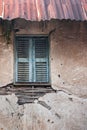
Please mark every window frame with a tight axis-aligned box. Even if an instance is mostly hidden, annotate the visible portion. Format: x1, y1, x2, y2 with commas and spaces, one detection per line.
14, 35, 51, 86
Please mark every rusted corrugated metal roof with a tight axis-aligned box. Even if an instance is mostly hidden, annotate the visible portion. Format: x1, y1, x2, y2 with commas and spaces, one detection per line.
0, 0, 3, 17
0, 0, 87, 21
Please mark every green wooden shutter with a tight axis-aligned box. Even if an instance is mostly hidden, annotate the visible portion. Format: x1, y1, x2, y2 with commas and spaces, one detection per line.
15, 36, 49, 84
15, 37, 31, 83
34, 37, 49, 83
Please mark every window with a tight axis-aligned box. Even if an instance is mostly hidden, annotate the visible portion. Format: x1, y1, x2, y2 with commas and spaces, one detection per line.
14, 36, 50, 85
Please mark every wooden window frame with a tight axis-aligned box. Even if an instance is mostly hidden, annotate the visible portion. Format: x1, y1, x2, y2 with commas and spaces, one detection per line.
14, 35, 51, 86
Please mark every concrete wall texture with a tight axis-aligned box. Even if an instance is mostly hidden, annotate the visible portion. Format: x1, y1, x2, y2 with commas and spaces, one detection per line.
0, 20, 87, 130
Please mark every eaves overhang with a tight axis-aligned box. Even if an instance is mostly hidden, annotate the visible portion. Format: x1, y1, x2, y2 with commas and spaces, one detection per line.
0, 0, 87, 21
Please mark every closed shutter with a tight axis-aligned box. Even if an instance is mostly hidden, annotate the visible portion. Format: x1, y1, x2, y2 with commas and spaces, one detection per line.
15, 37, 33, 82
15, 36, 49, 84
34, 38, 49, 82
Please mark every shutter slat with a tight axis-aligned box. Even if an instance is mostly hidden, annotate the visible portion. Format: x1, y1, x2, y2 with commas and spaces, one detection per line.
18, 62, 29, 82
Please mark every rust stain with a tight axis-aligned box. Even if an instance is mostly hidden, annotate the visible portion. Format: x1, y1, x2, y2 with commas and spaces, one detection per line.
0, 0, 3, 17
0, 0, 87, 21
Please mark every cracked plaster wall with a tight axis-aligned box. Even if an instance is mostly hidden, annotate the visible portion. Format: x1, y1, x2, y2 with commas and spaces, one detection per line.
0, 20, 87, 130
0, 20, 87, 97
0, 92, 86, 130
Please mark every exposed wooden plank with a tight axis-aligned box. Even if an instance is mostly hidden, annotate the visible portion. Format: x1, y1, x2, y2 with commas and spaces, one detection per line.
0, 85, 55, 104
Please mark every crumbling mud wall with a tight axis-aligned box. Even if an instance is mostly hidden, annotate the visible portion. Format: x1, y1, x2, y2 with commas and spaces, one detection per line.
50, 21, 87, 98
0, 20, 87, 96
0, 92, 87, 130
0, 20, 87, 130
0, 23, 13, 87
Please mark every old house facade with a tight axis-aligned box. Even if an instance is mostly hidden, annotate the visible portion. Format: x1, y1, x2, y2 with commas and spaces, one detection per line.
0, 0, 87, 130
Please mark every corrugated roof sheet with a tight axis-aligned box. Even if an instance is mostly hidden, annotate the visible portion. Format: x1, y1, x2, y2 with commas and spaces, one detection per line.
0, 0, 87, 21
0, 0, 3, 17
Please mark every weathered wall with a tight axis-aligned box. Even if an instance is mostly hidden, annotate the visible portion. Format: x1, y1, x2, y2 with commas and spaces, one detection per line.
0, 19, 87, 130
0, 92, 87, 130
0, 23, 13, 87
0, 20, 87, 97
50, 21, 87, 98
